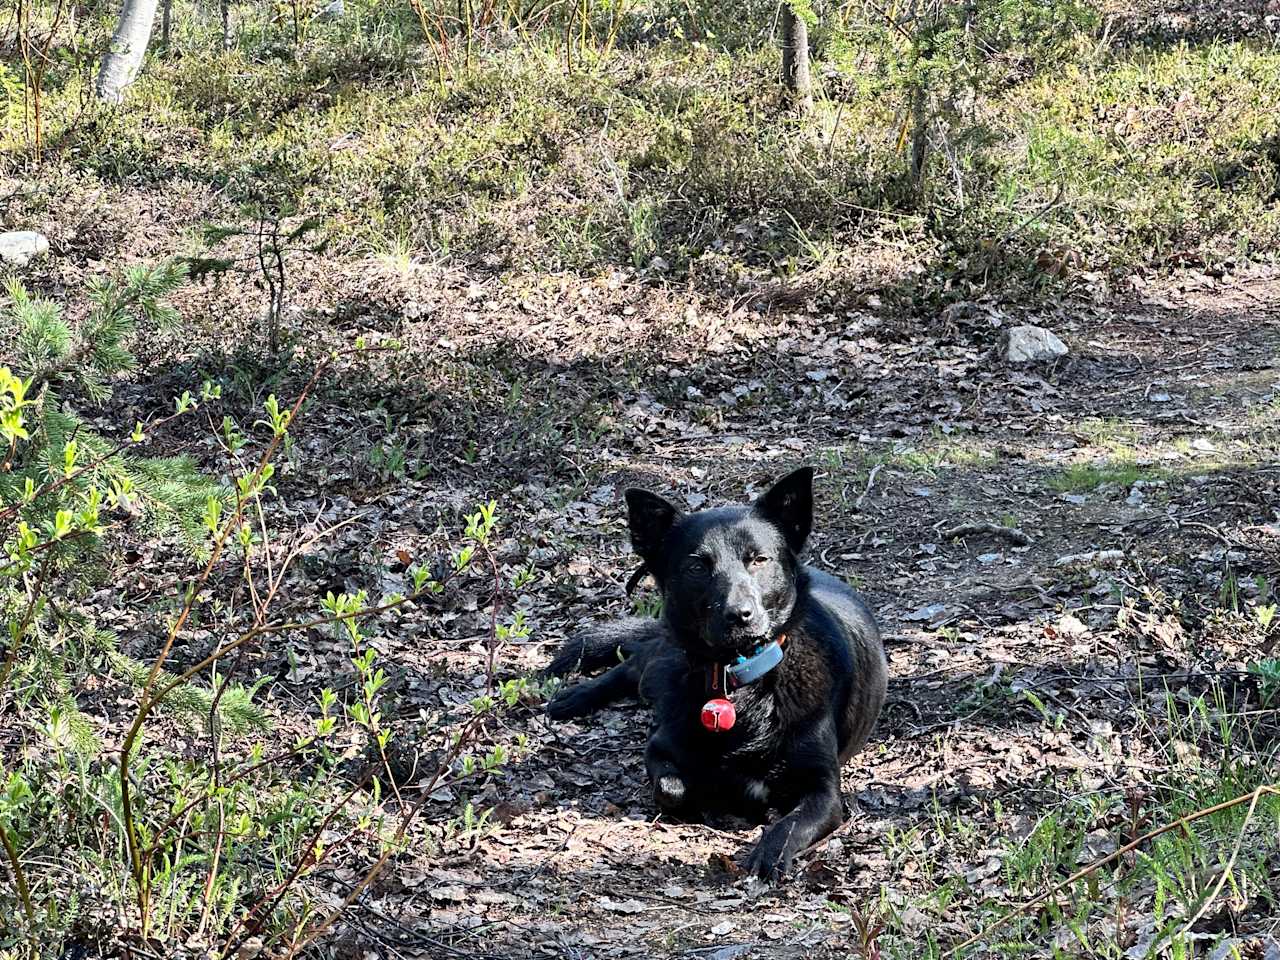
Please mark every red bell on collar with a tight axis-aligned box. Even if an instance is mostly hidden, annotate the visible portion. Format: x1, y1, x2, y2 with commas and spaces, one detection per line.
701, 697, 736, 732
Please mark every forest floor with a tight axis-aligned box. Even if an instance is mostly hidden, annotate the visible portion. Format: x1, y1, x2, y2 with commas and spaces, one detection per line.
5, 1, 1280, 952
21, 173, 1280, 958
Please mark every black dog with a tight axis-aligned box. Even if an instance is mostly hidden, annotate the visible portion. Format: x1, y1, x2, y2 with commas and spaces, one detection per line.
545, 467, 887, 880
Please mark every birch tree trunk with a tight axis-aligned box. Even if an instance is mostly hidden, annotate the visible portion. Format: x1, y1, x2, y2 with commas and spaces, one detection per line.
95, 0, 161, 103
780, 3, 813, 114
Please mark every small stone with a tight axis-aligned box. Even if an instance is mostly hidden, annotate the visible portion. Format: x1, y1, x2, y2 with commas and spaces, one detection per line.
1058, 614, 1088, 637
1003, 324, 1069, 363
314, 0, 343, 19
903, 602, 947, 622
0, 231, 49, 267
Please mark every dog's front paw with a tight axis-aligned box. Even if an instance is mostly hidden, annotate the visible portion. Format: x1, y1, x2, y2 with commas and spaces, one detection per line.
546, 684, 593, 720
743, 831, 793, 882
654, 774, 688, 812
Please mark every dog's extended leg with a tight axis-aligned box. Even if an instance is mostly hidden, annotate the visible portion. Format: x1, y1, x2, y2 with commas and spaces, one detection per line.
645, 727, 695, 815
546, 661, 637, 720
743, 724, 845, 880
743, 780, 843, 881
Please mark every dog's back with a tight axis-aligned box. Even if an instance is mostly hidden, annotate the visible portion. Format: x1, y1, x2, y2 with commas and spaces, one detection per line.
543, 617, 662, 720
804, 568, 885, 761
543, 618, 663, 679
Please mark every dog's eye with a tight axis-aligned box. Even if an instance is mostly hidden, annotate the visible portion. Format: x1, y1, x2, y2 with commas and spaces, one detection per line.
686, 556, 710, 574
749, 555, 771, 569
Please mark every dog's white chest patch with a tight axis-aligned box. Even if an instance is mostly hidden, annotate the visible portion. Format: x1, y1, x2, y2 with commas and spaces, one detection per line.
745, 779, 770, 804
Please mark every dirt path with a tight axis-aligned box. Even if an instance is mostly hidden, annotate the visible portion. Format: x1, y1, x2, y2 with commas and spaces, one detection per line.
198, 263, 1270, 960
45, 238, 1274, 957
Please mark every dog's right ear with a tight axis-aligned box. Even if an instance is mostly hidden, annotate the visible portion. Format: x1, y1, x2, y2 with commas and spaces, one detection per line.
624, 488, 681, 568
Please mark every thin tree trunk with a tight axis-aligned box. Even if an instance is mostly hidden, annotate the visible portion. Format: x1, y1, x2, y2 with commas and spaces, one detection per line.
909, 81, 928, 185
95, 0, 161, 102
160, 0, 171, 50
781, 3, 812, 114
221, 0, 232, 50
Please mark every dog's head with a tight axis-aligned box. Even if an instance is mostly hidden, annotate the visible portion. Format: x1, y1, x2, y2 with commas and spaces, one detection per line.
624, 467, 813, 661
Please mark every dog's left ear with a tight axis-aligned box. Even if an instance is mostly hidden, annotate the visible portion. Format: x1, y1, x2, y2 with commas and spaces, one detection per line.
753, 467, 814, 554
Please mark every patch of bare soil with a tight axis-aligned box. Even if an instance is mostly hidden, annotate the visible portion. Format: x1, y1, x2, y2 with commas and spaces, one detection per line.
1101, 0, 1280, 44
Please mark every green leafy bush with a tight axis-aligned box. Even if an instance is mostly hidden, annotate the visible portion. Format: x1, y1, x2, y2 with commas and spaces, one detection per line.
0, 264, 221, 550
0, 272, 534, 955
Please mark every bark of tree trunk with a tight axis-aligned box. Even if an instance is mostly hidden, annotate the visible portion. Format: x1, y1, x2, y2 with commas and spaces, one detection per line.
910, 81, 928, 185
221, 0, 232, 50
95, 0, 161, 102
160, 0, 171, 50
781, 3, 813, 114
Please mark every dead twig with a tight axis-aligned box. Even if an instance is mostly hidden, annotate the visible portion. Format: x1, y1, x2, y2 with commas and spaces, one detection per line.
1053, 549, 1125, 569
854, 463, 883, 510
942, 521, 1032, 546
1178, 519, 1267, 554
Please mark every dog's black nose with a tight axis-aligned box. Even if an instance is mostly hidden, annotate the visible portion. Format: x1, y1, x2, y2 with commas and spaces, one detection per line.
728, 604, 756, 625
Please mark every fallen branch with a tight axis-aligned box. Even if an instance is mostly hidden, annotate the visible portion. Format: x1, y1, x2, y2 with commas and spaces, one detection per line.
1179, 519, 1267, 554
1053, 549, 1125, 569
942, 522, 1031, 546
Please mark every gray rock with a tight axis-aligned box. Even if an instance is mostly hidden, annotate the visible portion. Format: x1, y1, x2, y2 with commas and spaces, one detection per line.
1003, 324, 1068, 363
903, 602, 947, 622
0, 231, 49, 267
314, 0, 343, 20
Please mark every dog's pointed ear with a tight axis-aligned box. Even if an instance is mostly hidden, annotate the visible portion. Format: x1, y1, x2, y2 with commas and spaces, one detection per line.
753, 467, 814, 554
624, 488, 682, 567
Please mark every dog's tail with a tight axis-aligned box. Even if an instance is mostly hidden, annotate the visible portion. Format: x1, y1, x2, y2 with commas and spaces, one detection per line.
542, 617, 665, 678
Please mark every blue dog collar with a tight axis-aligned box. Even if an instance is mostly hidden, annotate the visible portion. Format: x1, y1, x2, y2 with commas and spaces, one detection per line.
725, 638, 786, 688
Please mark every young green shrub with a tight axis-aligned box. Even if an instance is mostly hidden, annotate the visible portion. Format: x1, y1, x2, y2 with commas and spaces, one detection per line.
0, 261, 228, 951
2, 285, 536, 955
190, 152, 332, 355
0, 264, 222, 553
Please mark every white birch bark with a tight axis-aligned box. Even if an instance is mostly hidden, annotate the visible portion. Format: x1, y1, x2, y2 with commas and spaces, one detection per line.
96, 0, 161, 103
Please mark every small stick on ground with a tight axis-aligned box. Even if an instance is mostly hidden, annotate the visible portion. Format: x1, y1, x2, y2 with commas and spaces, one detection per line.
942, 521, 1032, 546
1054, 549, 1125, 569
855, 463, 883, 510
